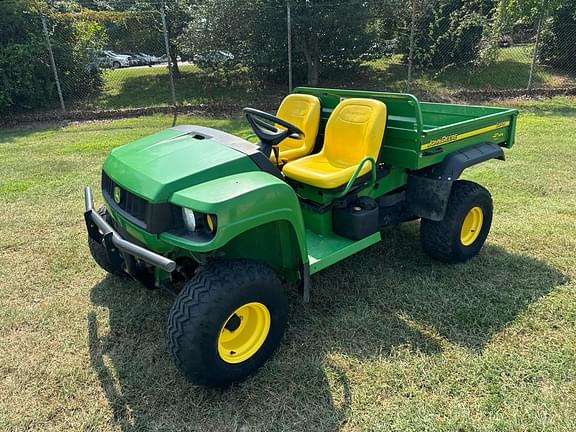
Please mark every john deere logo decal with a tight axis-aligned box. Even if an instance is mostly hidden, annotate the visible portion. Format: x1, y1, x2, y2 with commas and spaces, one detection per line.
113, 186, 121, 204
421, 121, 511, 151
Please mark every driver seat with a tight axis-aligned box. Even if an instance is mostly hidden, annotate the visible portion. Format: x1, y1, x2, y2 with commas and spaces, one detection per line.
271, 94, 321, 164
283, 98, 387, 190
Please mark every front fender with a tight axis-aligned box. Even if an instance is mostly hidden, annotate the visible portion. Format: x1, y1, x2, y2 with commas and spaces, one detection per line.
162, 172, 307, 262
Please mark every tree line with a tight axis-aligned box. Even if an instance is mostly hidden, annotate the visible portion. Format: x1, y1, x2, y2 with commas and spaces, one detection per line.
1, 0, 575, 114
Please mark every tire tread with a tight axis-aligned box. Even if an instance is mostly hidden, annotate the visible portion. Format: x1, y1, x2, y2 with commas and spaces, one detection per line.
167, 260, 285, 387
421, 180, 492, 263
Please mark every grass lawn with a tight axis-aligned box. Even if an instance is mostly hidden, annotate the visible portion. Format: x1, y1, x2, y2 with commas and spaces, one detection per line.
69, 46, 576, 112
363, 46, 576, 95
1, 97, 576, 431
75, 63, 284, 111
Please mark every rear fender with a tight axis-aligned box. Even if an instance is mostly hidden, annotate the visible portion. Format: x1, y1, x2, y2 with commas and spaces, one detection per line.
407, 142, 504, 221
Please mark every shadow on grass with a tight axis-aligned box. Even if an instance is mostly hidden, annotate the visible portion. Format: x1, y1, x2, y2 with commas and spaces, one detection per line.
0, 124, 62, 144
85, 67, 284, 111
303, 224, 567, 352
88, 223, 566, 431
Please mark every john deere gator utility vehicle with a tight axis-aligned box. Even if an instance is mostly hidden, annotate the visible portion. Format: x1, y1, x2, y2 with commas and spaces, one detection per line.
84, 87, 518, 387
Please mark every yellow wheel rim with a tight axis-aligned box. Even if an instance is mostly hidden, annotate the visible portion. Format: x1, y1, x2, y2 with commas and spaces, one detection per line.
217, 302, 271, 364
460, 206, 484, 246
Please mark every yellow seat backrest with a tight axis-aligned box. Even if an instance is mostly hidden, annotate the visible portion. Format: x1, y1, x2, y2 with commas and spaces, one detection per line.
322, 98, 387, 167
274, 94, 321, 162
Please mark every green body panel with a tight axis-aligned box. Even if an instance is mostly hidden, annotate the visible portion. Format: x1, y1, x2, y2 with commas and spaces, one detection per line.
165, 171, 307, 262
107, 204, 175, 254
103, 129, 256, 201
364, 167, 408, 199
291, 166, 407, 206
301, 206, 332, 235
216, 220, 303, 282
306, 231, 381, 274
293, 87, 518, 170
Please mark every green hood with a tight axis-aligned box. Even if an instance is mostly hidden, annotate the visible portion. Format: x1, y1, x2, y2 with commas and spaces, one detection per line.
103, 126, 259, 201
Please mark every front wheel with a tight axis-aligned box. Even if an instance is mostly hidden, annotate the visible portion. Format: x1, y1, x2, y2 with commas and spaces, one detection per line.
167, 260, 288, 387
420, 180, 493, 263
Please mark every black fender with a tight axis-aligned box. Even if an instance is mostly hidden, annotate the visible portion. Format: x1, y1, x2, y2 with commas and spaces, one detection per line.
426, 142, 505, 181
407, 142, 505, 221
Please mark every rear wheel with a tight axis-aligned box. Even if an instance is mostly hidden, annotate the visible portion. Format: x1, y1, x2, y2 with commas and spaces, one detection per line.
167, 260, 287, 387
420, 180, 493, 263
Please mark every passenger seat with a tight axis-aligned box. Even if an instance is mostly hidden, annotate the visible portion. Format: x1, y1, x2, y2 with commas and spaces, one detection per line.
283, 98, 387, 189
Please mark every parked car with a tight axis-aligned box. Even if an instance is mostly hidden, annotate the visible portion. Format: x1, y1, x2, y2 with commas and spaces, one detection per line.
128, 53, 164, 66
360, 39, 398, 61
127, 53, 149, 66
98, 51, 133, 68
158, 54, 182, 64
141, 53, 163, 64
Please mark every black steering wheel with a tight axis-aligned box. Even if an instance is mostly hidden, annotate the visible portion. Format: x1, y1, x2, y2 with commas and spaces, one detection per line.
243, 107, 305, 158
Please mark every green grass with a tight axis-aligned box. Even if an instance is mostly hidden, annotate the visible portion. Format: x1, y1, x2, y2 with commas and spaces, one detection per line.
434, 45, 576, 90
362, 45, 576, 95
74, 63, 284, 110
1, 98, 576, 431
68, 45, 576, 111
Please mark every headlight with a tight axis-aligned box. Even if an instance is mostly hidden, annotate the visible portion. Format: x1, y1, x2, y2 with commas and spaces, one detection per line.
182, 208, 196, 231
181, 208, 217, 236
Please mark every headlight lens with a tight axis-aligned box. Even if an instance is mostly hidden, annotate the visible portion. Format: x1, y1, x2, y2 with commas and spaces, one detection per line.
181, 208, 217, 236
182, 208, 196, 231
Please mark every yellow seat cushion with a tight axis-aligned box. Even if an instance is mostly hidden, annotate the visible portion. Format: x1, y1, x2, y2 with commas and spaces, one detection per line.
270, 94, 321, 164
283, 98, 387, 189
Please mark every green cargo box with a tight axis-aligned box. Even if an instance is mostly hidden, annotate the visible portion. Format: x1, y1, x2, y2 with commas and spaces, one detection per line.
294, 87, 518, 170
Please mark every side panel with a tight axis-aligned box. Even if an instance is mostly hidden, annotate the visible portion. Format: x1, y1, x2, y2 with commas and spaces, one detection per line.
162, 172, 308, 268
417, 110, 518, 169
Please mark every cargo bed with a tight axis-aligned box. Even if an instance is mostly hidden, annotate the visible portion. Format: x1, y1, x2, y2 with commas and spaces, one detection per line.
294, 87, 518, 171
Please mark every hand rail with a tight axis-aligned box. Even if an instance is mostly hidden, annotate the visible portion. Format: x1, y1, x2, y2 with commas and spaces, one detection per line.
335, 156, 377, 198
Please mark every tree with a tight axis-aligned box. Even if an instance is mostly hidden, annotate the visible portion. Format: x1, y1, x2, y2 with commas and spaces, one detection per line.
289, 0, 376, 85
539, 0, 576, 70
492, 0, 563, 41
103, 11, 165, 56
402, 0, 491, 71
0, 0, 104, 113
178, 0, 378, 85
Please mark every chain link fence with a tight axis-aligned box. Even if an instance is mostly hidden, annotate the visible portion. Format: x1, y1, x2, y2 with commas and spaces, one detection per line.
5, 0, 576, 120
39, 6, 177, 113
